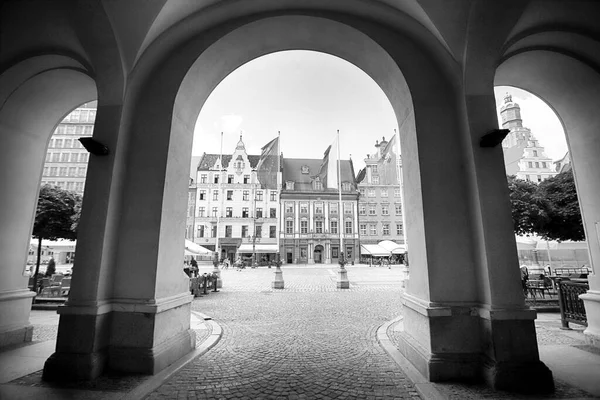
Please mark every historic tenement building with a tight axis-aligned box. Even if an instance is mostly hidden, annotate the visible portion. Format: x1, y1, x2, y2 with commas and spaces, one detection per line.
193, 136, 280, 263
40, 101, 96, 193
356, 136, 404, 250
280, 153, 359, 264
501, 94, 557, 182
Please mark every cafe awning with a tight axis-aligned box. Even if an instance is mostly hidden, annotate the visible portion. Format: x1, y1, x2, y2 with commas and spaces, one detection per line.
378, 240, 406, 254
184, 240, 212, 254
237, 244, 279, 253
360, 244, 390, 257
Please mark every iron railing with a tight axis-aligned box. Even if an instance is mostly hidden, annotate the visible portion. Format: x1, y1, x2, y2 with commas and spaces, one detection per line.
557, 279, 589, 329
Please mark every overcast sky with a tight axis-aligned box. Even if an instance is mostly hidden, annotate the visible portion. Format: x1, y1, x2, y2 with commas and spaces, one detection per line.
192, 51, 567, 171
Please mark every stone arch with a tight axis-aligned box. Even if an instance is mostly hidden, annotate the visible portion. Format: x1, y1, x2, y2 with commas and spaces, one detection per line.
0, 57, 96, 347
496, 50, 600, 345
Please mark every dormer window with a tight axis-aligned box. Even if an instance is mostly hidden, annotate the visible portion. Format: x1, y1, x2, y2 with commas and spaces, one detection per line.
286, 181, 295, 190
313, 178, 323, 190
342, 182, 351, 191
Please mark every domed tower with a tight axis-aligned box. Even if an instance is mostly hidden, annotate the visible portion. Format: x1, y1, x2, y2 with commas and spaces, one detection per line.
500, 93, 523, 129
235, 134, 246, 151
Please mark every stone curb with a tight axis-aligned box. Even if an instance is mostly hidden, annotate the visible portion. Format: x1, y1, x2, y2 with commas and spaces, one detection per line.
376, 316, 446, 400
122, 311, 223, 400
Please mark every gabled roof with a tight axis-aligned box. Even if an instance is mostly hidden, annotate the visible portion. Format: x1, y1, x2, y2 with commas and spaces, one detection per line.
282, 157, 357, 193
197, 153, 261, 170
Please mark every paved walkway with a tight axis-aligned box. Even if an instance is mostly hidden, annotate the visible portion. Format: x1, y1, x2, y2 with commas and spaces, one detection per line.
1, 264, 599, 399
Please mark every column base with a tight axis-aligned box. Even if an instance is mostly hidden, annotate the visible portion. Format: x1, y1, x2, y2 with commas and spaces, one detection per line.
581, 290, 600, 349
0, 324, 33, 348
337, 268, 349, 289
272, 268, 284, 289
43, 351, 107, 381
0, 288, 36, 348
399, 294, 554, 393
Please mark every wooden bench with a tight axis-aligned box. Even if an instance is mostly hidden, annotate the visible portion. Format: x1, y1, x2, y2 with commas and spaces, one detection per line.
526, 274, 554, 298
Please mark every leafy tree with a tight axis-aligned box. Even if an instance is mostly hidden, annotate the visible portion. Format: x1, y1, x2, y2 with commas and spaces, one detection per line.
506, 175, 549, 236
32, 185, 80, 292
537, 170, 584, 241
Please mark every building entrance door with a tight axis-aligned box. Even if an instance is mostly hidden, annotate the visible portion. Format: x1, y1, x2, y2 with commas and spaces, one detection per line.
314, 245, 324, 263
287, 252, 293, 264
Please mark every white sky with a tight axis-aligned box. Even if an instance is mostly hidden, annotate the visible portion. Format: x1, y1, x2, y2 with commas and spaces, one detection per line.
192, 51, 568, 171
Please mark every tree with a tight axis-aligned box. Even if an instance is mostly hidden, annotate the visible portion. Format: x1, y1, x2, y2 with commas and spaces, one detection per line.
537, 170, 584, 241
32, 185, 80, 292
506, 175, 549, 237
45, 258, 56, 277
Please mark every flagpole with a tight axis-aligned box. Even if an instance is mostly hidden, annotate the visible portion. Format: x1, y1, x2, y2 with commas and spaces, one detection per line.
336, 130, 349, 288
394, 129, 409, 279
212, 132, 224, 287
276, 131, 281, 262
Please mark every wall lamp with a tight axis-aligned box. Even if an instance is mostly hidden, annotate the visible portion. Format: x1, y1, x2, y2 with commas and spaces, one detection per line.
79, 137, 110, 156
479, 129, 510, 148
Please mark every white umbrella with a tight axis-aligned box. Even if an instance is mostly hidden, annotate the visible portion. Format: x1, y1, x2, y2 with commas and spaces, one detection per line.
184, 240, 212, 254
378, 240, 405, 254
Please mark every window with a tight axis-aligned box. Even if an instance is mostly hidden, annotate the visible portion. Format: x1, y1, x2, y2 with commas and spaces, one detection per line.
315, 221, 323, 233
68, 167, 76, 176
381, 205, 389, 216
66, 182, 74, 190
270, 191, 277, 201
227, 190, 233, 200
255, 225, 262, 237
300, 202, 308, 214
269, 226, 276, 238
79, 153, 88, 162
370, 224, 377, 235
256, 208, 263, 218
199, 190, 206, 200
300, 247, 307, 259
243, 191, 249, 201
270, 208, 276, 218
342, 182, 351, 191
212, 207, 218, 217
314, 180, 323, 190
70, 153, 77, 162
43, 167, 49, 176
315, 202, 323, 214
330, 203, 338, 214
50, 167, 57, 176
396, 224, 403, 235
198, 207, 205, 217
359, 188, 365, 197
228, 175, 234, 184
394, 188, 401, 197
345, 221, 353, 234
242, 208, 249, 218
60, 153, 69, 162
285, 202, 294, 213
211, 225, 217, 238
383, 224, 390, 235
300, 219, 308, 234
526, 175, 530, 181
214, 174, 219, 184
537, 175, 542, 182
66, 139, 73, 148
75, 126, 84, 135
59, 167, 67, 176
201, 174, 207, 183
213, 190, 218, 201
330, 220, 338, 234
84, 125, 93, 135
52, 153, 60, 162
372, 176, 379, 184
285, 220, 294, 234
371, 165, 378, 174
395, 204, 402, 215
242, 226, 248, 238
542, 162, 547, 168
344, 203, 352, 214
256, 191, 263, 201
533, 150, 538, 156
244, 175, 250, 184
359, 204, 366, 215
188, 205, 194, 217
55, 139, 63, 148
225, 225, 232, 238
226, 207, 233, 217
45, 152, 51, 162
368, 189, 376, 197
75, 182, 84, 192
535, 162, 540, 168
381, 188, 388, 197
286, 181, 295, 190
369, 204, 376, 215
66, 125, 75, 135
360, 224, 367, 235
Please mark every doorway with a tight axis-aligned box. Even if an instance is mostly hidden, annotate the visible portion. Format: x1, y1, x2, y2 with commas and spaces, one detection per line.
314, 245, 324, 263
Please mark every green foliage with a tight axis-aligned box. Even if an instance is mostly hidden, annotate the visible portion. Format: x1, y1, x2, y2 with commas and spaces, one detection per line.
45, 258, 56, 277
537, 170, 585, 241
33, 185, 80, 241
506, 175, 548, 236
506, 171, 584, 242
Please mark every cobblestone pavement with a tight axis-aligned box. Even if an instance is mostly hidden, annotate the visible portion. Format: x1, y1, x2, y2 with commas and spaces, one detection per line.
147, 266, 421, 399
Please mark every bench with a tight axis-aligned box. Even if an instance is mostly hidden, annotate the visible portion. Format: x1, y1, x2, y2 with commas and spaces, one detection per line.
554, 267, 590, 278
526, 274, 554, 298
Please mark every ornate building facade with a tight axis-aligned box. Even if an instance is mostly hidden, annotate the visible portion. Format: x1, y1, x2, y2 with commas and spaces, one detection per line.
356, 136, 405, 252
501, 94, 557, 182
280, 154, 359, 264
192, 136, 280, 263
40, 101, 96, 193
